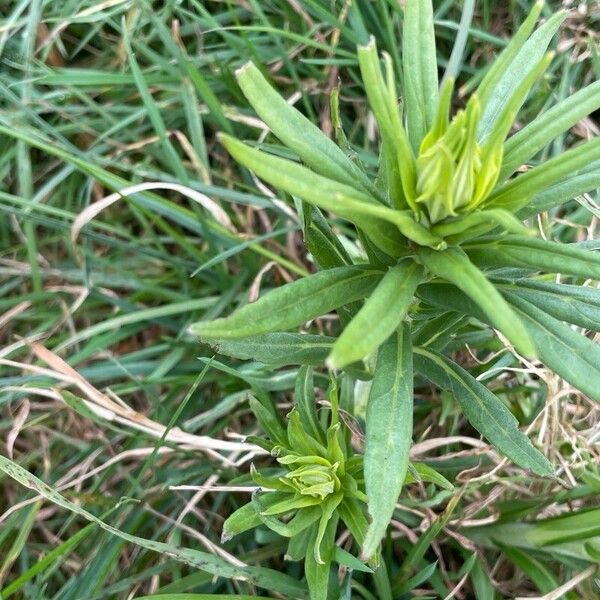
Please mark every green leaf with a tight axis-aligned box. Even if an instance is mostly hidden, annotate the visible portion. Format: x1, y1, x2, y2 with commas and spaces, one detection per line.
0, 456, 307, 599
405, 463, 454, 491
249, 395, 288, 446
305, 516, 336, 600
295, 366, 325, 444
477, 5, 566, 139
221, 503, 262, 543
478, 51, 553, 171
362, 325, 413, 560
190, 266, 382, 339
236, 62, 376, 196
402, 0, 439, 151
496, 544, 558, 594
521, 166, 600, 218
501, 80, 600, 180
431, 208, 532, 241
201, 332, 335, 366
314, 493, 343, 564
328, 261, 423, 368
304, 207, 353, 270
219, 134, 443, 251
414, 349, 553, 476
443, 0, 476, 82
418, 247, 536, 356
466, 235, 600, 280
0, 523, 96, 599
475, 0, 543, 114
253, 496, 322, 538
506, 294, 600, 404
334, 547, 373, 573
358, 37, 416, 210
286, 409, 327, 457
487, 137, 600, 212
136, 594, 269, 600
500, 279, 600, 331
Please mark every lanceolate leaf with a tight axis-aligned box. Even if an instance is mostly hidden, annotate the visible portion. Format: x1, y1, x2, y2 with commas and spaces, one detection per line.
236, 62, 377, 197
521, 166, 600, 218
362, 326, 413, 559
418, 282, 600, 406
501, 80, 600, 180
201, 332, 335, 366
219, 134, 444, 251
305, 518, 337, 600
478, 6, 566, 139
328, 261, 424, 368
475, 0, 543, 115
402, 0, 439, 151
506, 295, 600, 404
465, 235, 600, 280
418, 247, 536, 356
189, 266, 383, 339
499, 279, 600, 332
478, 52, 553, 165
414, 349, 553, 476
295, 366, 325, 444
487, 137, 600, 212
431, 208, 532, 241
358, 37, 416, 210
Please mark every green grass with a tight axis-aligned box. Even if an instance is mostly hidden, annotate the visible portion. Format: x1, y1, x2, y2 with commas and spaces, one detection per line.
1, 1, 599, 598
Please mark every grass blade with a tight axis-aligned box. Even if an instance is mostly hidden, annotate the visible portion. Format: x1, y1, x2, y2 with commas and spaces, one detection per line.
0, 456, 308, 598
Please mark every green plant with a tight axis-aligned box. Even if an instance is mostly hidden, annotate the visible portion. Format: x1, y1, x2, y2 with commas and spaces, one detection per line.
222, 375, 373, 599
190, 0, 600, 568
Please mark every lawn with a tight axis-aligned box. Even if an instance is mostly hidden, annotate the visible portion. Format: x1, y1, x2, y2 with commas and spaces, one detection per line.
0, 1, 599, 599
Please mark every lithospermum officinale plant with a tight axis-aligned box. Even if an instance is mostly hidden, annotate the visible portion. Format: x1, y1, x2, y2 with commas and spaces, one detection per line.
222, 375, 377, 595
192, 0, 600, 578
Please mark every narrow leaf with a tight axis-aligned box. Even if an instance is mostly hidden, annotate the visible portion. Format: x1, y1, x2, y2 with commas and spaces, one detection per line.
358, 38, 416, 209
500, 279, 600, 332
402, 0, 439, 150
236, 62, 376, 196
478, 7, 566, 138
362, 325, 413, 559
466, 235, 600, 280
506, 294, 600, 404
305, 517, 336, 600
328, 261, 423, 368
487, 137, 600, 212
295, 366, 325, 444
201, 332, 335, 366
415, 349, 553, 476
0, 456, 307, 598
431, 209, 532, 240
190, 266, 382, 339
521, 166, 600, 218
220, 134, 444, 251
501, 80, 600, 180
418, 247, 536, 356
